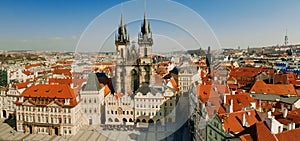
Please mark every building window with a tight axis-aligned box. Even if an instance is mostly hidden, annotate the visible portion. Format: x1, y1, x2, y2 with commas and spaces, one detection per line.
94, 99, 96, 103
214, 133, 218, 140
131, 111, 133, 115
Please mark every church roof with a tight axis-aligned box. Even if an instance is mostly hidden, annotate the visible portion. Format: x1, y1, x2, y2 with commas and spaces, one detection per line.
82, 73, 101, 91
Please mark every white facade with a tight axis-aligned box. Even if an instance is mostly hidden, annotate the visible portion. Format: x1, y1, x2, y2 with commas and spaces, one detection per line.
80, 87, 105, 125
104, 93, 134, 126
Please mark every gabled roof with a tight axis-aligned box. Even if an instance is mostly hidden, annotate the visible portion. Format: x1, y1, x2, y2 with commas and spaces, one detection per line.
250, 80, 297, 96
82, 73, 101, 91
238, 122, 276, 141
276, 127, 300, 141
286, 108, 300, 123
197, 84, 228, 103
224, 92, 255, 112
219, 110, 261, 134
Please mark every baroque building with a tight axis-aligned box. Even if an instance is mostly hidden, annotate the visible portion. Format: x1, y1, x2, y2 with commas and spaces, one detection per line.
14, 84, 84, 136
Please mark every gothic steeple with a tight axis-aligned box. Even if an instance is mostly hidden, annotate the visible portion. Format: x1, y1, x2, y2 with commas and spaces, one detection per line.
141, 12, 150, 35
115, 14, 129, 46
138, 12, 153, 58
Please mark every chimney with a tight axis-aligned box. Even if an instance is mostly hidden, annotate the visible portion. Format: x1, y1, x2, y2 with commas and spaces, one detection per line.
230, 99, 233, 113
226, 99, 233, 113
292, 122, 295, 130
288, 123, 292, 130
242, 113, 246, 126
223, 94, 227, 104
283, 108, 288, 118
267, 111, 272, 118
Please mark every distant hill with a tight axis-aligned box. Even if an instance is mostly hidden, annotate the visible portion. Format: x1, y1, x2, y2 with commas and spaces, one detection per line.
187, 48, 206, 56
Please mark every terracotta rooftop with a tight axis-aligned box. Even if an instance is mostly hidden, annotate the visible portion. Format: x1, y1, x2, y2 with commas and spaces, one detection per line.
219, 110, 261, 134
250, 80, 297, 96
224, 92, 255, 112
20, 84, 75, 99
238, 122, 276, 141
13, 82, 31, 89
25, 63, 42, 69
16, 84, 78, 107
276, 127, 300, 141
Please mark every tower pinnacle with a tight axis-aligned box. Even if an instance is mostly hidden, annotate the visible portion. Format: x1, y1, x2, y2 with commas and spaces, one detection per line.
141, 12, 150, 35
115, 14, 129, 46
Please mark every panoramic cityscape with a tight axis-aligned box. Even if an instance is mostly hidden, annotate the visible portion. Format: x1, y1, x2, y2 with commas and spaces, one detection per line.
1, 0, 300, 141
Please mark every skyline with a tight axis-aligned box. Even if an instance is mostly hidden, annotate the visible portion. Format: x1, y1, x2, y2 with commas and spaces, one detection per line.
1, 0, 300, 51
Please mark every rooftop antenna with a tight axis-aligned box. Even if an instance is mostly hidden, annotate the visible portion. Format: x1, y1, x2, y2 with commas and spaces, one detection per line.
284, 28, 288, 46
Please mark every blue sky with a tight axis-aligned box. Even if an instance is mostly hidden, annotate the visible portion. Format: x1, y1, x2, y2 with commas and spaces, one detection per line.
0, 0, 300, 51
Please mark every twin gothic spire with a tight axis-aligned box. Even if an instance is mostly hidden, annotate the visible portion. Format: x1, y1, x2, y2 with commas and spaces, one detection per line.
115, 12, 151, 45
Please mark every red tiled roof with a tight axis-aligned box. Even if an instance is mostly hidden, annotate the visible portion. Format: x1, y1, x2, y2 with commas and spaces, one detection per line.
225, 92, 254, 112
104, 85, 111, 98
197, 84, 228, 103
276, 127, 300, 141
286, 108, 300, 123
52, 69, 71, 77
22, 70, 32, 76
25, 63, 42, 69
250, 80, 297, 96
219, 110, 261, 134
49, 78, 72, 85
17, 84, 78, 107
197, 85, 212, 103
276, 118, 292, 125
238, 122, 276, 141
170, 77, 179, 92
13, 82, 31, 89
230, 67, 262, 78
156, 68, 168, 75
239, 134, 254, 141
20, 84, 75, 99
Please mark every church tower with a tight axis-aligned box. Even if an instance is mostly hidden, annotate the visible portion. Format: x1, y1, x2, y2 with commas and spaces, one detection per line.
138, 12, 153, 84
115, 14, 130, 94
115, 14, 130, 60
